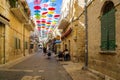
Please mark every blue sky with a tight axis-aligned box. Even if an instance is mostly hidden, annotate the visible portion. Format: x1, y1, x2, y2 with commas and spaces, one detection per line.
26, 0, 63, 16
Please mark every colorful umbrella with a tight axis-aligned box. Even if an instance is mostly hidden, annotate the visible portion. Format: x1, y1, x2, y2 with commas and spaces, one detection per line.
50, 3, 56, 6
47, 14, 53, 17
50, 0, 56, 2
34, 10, 40, 13
41, 8, 47, 11
42, 12, 48, 15
34, 0, 41, 4
54, 14, 60, 17
48, 11, 54, 14
48, 7, 56, 11
33, 0, 61, 37
36, 20, 41, 23
34, 6, 41, 10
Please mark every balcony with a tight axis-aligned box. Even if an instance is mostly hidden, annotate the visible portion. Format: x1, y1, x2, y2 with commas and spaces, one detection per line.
24, 20, 35, 31
9, 0, 29, 23
58, 18, 70, 30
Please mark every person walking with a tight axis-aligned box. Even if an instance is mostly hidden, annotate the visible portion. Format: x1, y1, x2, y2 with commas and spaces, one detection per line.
64, 49, 70, 61
58, 51, 64, 61
47, 48, 52, 59
43, 47, 47, 55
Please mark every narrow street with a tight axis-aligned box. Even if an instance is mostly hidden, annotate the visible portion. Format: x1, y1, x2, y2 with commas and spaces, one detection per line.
0, 49, 72, 80
0, 0, 119, 80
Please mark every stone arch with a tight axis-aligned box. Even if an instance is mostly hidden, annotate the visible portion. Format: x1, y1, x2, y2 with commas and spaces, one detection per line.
101, 0, 115, 15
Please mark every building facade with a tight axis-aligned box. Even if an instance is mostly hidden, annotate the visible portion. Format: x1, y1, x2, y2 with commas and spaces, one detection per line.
87, 0, 120, 79
58, 0, 85, 62
0, 0, 35, 64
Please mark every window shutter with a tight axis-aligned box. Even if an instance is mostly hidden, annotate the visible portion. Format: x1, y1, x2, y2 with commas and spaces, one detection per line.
101, 9, 116, 51
108, 9, 115, 50
14, 37, 17, 49
101, 14, 108, 50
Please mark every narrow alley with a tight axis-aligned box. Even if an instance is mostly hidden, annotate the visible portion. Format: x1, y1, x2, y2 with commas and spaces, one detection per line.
0, 49, 100, 80
0, 0, 120, 80
0, 49, 72, 80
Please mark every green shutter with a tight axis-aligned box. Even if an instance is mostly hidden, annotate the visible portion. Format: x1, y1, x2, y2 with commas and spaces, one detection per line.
14, 37, 17, 49
18, 39, 20, 49
107, 9, 116, 50
101, 9, 116, 51
101, 13, 108, 50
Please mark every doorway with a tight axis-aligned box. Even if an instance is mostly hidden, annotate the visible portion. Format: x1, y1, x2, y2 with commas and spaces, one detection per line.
68, 40, 70, 53
0, 22, 5, 64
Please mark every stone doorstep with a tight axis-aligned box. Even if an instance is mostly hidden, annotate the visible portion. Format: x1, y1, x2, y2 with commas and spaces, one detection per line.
0, 53, 35, 69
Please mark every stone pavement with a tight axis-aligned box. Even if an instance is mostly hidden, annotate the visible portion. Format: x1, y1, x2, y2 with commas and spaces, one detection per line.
0, 53, 36, 69
0, 51, 99, 80
0, 51, 72, 80
59, 61, 99, 80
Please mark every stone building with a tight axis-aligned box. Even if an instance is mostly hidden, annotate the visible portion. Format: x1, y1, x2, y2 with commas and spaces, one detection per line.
87, 0, 120, 79
58, 0, 85, 62
0, 0, 35, 64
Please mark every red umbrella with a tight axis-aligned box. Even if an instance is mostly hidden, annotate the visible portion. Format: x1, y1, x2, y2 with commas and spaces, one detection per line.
42, 12, 48, 15
46, 22, 51, 24
34, 6, 41, 10
41, 21, 46, 23
54, 14, 60, 17
48, 7, 56, 10
36, 20, 41, 23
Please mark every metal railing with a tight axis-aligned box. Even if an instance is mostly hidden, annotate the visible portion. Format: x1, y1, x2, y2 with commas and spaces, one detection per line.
9, 0, 29, 18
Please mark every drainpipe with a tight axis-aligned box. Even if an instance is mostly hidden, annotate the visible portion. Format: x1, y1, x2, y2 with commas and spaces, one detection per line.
83, 0, 88, 69
3, 27, 6, 64
23, 24, 25, 56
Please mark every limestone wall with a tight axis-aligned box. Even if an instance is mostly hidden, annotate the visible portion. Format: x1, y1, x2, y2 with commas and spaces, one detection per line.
0, 0, 32, 64
87, 0, 120, 79
60, 0, 85, 62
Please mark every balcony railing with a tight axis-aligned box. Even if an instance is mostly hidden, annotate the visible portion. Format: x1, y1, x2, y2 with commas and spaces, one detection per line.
24, 20, 35, 31
58, 18, 70, 30
9, 0, 29, 23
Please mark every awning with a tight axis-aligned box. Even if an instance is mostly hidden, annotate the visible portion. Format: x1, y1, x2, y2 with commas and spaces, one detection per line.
61, 28, 72, 39
55, 40, 61, 43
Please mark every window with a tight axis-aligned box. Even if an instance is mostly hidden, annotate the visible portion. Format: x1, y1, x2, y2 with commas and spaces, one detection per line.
24, 41, 28, 49
14, 37, 21, 49
101, 1, 116, 51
